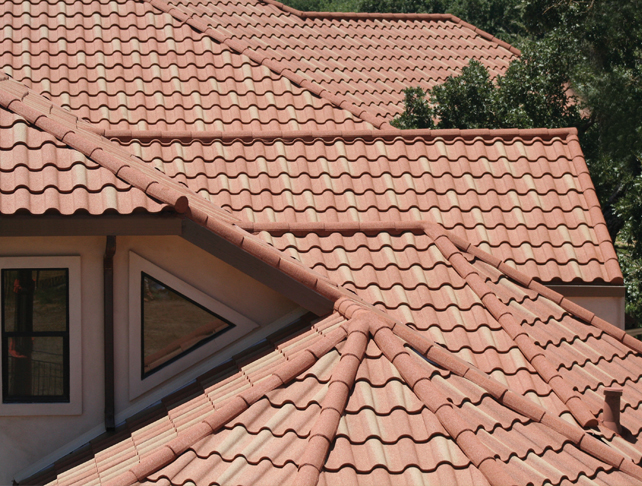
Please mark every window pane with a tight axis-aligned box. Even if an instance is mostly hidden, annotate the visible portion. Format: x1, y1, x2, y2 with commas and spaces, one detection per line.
142, 274, 233, 375
3, 269, 68, 333
5, 336, 66, 399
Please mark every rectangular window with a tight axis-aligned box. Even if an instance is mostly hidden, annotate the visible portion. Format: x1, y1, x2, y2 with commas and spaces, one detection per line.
141, 272, 234, 378
1, 269, 70, 403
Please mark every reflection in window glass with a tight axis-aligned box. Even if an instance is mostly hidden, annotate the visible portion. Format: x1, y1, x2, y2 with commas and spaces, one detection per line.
141, 273, 234, 377
2, 269, 69, 403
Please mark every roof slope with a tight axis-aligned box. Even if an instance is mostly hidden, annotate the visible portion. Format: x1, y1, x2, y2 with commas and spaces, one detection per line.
22, 229, 642, 486
150, 0, 518, 123
2, 2, 638, 484
0, 83, 168, 215
1, 0, 618, 284
0, 0, 370, 132
120, 128, 621, 284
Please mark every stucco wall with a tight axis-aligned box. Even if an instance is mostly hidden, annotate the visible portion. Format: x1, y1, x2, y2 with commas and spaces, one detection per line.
0, 236, 105, 485
0, 234, 300, 484
567, 295, 626, 329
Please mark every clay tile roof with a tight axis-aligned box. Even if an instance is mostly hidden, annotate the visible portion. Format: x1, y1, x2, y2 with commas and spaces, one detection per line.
23, 231, 642, 485
0, 0, 371, 132
0, 77, 169, 216
4, 0, 638, 484
124, 129, 622, 284
148, 0, 518, 125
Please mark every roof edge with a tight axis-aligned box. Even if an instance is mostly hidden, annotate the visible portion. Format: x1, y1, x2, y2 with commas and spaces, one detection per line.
443, 225, 638, 356
97, 127, 577, 144
259, 0, 521, 56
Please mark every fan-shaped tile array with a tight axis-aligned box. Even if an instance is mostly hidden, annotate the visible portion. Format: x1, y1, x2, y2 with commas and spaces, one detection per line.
27, 299, 642, 486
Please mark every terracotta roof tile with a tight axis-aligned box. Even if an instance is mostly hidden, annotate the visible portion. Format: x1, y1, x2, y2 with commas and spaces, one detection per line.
125, 130, 622, 283
0, 0, 370, 132
28, 287, 642, 486
6, 0, 640, 483
155, 0, 516, 124
0, 99, 168, 216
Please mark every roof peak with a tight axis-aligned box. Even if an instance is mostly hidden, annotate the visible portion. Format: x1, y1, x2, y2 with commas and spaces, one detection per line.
259, 0, 521, 56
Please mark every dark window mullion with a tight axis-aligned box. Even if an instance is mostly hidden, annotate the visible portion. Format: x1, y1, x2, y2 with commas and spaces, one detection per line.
4, 331, 68, 338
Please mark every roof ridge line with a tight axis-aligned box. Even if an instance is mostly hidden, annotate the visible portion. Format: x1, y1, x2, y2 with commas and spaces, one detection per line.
0, 76, 193, 214
367, 314, 519, 486
423, 223, 599, 428
294, 315, 370, 485
388, 319, 642, 481
257, 0, 521, 56
144, 0, 390, 130
445, 227, 642, 355
241, 220, 427, 236
103, 322, 351, 486
94, 127, 576, 144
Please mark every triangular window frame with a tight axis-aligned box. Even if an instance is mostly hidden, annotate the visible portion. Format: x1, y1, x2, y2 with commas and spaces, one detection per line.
128, 252, 257, 400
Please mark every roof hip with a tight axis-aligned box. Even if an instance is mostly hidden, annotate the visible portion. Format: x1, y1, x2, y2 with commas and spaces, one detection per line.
425, 222, 600, 428
143, 0, 390, 130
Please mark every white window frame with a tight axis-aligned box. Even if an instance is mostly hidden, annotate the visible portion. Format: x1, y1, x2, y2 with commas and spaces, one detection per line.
0, 256, 82, 416
128, 252, 258, 400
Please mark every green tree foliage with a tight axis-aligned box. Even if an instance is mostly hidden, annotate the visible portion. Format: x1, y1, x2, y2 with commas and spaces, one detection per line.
391, 42, 583, 131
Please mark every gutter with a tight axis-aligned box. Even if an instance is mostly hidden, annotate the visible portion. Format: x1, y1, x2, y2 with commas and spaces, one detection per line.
104, 235, 116, 431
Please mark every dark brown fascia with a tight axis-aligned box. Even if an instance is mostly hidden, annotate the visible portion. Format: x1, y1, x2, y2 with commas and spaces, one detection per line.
547, 284, 625, 298
0, 215, 335, 316
0, 214, 183, 237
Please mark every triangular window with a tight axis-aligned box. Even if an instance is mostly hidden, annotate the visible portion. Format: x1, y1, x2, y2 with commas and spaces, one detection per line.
141, 273, 234, 377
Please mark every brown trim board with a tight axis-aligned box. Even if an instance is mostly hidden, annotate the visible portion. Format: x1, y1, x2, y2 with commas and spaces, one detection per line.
103, 236, 116, 431
0, 215, 183, 236
0, 214, 334, 315
547, 285, 625, 298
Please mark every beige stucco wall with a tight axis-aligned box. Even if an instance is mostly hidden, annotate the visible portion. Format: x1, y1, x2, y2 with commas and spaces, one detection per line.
0, 236, 105, 485
0, 234, 300, 484
111, 235, 300, 413
567, 295, 626, 329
